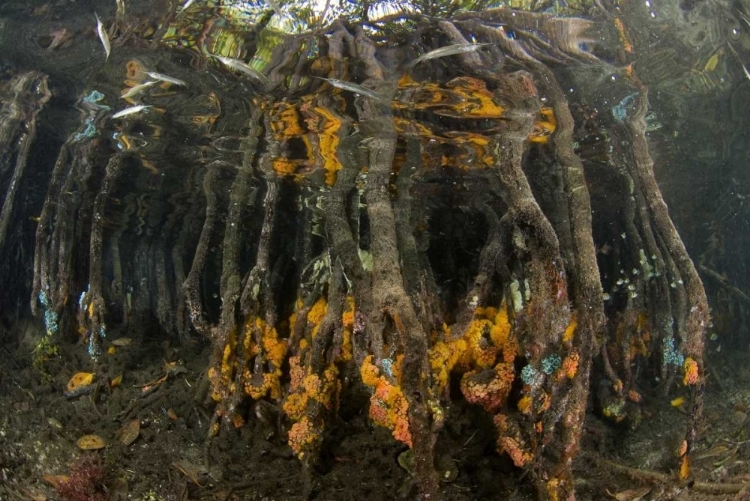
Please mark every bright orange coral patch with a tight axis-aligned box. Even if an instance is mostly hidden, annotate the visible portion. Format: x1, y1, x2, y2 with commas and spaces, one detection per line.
683, 357, 699, 386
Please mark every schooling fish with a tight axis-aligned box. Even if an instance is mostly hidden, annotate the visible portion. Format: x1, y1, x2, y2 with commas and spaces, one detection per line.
737, 9, 750, 29
112, 104, 152, 118
120, 81, 157, 100
211, 55, 270, 89
178, 0, 197, 15
147, 72, 188, 87
94, 12, 110, 60
412, 43, 492, 66
315, 77, 384, 101
267, 0, 284, 18
727, 43, 750, 81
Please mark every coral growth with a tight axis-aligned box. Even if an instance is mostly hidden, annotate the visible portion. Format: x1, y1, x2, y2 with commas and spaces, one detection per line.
337, 296, 355, 362
460, 363, 515, 413
283, 362, 340, 457
683, 357, 699, 386
428, 304, 517, 395
494, 414, 532, 467
288, 417, 317, 459
360, 355, 413, 447
244, 318, 287, 400
559, 352, 580, 380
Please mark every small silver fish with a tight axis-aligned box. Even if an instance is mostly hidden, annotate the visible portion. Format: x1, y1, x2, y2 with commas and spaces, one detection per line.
737, 9, 750, 29
727, 43, 750, 81
316, 77, 384, 100
211, 55, 270, 89
112, 104, 152, 118
120, 81, 157, 100
94, 13, 111, 60
178, 0, 197, 15
267, 0, 284, 18
412, 43, 492, 66
147, 72, 188, 87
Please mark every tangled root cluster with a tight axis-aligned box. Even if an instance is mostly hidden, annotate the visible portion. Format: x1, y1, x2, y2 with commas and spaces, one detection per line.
0, 6, 708, 500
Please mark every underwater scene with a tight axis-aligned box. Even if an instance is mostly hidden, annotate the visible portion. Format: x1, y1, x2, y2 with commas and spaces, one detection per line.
0, 0, 748, 499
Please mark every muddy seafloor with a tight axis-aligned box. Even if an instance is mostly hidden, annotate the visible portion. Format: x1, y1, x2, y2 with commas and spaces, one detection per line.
0, 316, 747, 501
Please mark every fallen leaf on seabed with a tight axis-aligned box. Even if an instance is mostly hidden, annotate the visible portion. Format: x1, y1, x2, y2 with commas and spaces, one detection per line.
42, 473, 69, 488
694, 443, 731, 461
23, 489, 47, 501
679, 454, 691, 479
111, 337, 133, 346
116, 419, 140, 446
606, 486, 651, 501
67, 372, 94, 392
76, 434, 106, 450
172, 460, 205, 487
111, 374, 123, 388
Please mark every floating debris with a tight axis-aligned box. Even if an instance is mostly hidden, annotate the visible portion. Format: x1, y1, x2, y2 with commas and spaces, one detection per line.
612, 93, 637, 122
73, 118, 98, 141
83, 90, 107, 106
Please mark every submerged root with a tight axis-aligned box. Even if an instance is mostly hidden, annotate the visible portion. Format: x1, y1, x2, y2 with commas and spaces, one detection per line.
0, 8, 711, 501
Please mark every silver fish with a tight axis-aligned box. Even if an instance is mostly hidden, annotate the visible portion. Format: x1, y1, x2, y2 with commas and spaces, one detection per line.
211, 55, 270, 89
112, 104, 152, 118
267, 0, 284, 18
727, 43, 750, 81
120, 81, 157, 100
147, 72, 188, 87
178, 0, 197, 15
412, 43, 492, 66
316, 77, 384, 100
737, 9, 750, 29
94, 13, 110, 60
